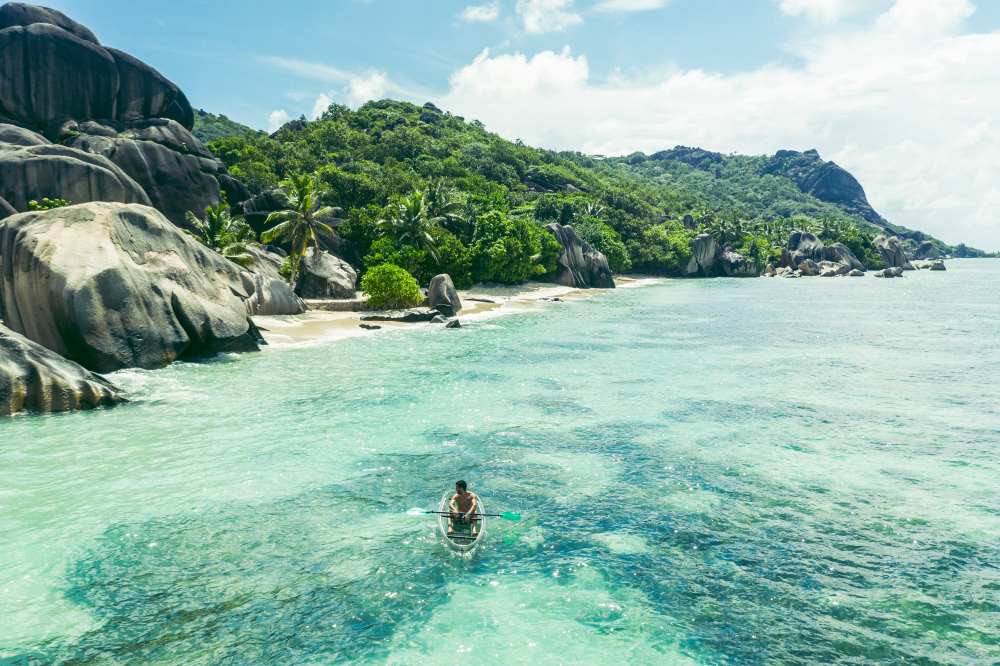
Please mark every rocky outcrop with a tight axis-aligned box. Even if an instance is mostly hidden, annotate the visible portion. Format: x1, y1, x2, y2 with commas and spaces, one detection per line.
360, 308, 440, 323
0, 2, 97, 43
717, 249, 758, 277
873, 235, 914, 270
685, 233, 719, 276
874, 267, 905, 278
243, 246, 306, 316
0, 3, 239, 227
783, 231, 863, 274
914, 241, 943, 260
295, 247, 357, 299
1, 323, 123, 416
784, 231, 825, 266
67, 120, 226, 227
427, 273, 462, 316
545, 223, 615, 288
822, 243, 864, 271
0, 142, 151, 213
797, 259, 819, 276
0, 202, 261, 372
764, 149, 889, 229
817, 260, 850, 277
913, 259, 946, 271
0, 7, 191, 129
848, 269, 864, 276
0, 122, 47, 146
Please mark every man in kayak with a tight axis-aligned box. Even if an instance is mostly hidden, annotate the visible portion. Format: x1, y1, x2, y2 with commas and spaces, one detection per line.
448, 480, 480, 534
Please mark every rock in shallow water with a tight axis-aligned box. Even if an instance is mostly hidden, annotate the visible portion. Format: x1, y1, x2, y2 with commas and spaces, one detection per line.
360, 308, 440, 323
0, 323, 124, 416
0, 202, 260, 372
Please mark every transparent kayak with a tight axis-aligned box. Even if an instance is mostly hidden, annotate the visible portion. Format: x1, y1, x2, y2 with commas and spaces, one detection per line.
437, 492, 486, 553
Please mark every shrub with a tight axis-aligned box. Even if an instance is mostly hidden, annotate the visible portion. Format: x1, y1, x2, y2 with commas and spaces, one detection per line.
469, 211, 554, 284
576, 218, 632, 273
629, 223, 695, 274
28, 197, 71, 211
361, 263, 423, 309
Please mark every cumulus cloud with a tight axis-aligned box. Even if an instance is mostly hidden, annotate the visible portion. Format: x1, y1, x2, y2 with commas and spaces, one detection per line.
267, 109, 291, 132
439, 0, 1000, 248
346, 71, 390, 106
516, 0, 582, 34
311, 93, 333, 119
461, 2, 501, 22
593, 0, 669, 12
777, 0, 885, 23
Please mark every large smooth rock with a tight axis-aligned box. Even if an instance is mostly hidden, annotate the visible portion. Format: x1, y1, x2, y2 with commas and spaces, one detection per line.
70, 129, 223, 227
0, 122, 48, 146
243, 246, 306, 316
0, 202, 260, 372
545, 223, 615, 288
717, 248, 759, 277
784, 231, 825, 266
0, 7, 192, 129
873, 235, 914, 270
295, 247, 357, 299
0, 143, 151, 211
685, 233, 719, 275
928, 260, 946, 271
0, 323, 123, 416
822, 242, 864, 271
427, 273, 462, 316
0, 2, 98, 43
107, 47, 193, 129
797, 259, 819, 276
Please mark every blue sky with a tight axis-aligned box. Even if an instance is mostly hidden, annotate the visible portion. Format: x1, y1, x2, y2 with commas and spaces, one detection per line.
41, 1, 1000, 248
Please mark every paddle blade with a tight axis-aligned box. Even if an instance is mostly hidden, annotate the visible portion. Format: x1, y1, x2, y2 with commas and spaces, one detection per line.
500, 512, 521, 522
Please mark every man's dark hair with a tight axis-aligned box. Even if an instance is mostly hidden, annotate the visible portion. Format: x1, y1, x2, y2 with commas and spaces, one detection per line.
456, 480, 467, 491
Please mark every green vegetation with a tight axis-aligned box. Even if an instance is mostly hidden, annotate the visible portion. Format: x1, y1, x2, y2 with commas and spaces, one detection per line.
28, 197, 71, 211
192, 109, 261, 144
360, 263, 423, 309
260, 175, 337, 284
208, 99, 941, 280
184, 199, 256, 267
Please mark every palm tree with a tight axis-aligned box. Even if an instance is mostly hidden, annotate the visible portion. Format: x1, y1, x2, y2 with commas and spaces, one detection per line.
261, 174, 338, 284
377, 190, 442, 262
184, 199, 256, 267
425, 180, 464, 231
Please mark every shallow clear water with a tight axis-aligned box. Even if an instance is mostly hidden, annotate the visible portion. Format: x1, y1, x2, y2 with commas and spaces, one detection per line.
2, 261, 999, 665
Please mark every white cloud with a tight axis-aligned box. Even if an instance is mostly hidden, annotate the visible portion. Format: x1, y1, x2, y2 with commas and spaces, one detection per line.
346, 71, 390, 106
267, 109, 290, 132
778, 0, 884, 23
516, 0, 582, 34
461, 2, 501, 22
593, 0, 669, 13
311, 93, 332, 119
439, 0, 1000, 248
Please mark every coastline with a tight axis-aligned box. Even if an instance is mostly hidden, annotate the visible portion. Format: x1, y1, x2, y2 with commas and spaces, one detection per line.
253, 277, 651, 347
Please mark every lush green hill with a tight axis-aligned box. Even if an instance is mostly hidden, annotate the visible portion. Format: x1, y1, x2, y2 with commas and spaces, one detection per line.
192, 109, 262, 143
206, 99, 968, 283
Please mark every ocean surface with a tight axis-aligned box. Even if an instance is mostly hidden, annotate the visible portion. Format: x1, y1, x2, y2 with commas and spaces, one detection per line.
2, 261, 998, 665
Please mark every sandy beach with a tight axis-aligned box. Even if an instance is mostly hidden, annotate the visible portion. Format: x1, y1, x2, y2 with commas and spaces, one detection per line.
252, 278, 646, 347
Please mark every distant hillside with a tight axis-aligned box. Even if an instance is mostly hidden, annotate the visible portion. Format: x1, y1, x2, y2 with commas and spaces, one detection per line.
206, 99, 982, 281
192, 109, 261, 143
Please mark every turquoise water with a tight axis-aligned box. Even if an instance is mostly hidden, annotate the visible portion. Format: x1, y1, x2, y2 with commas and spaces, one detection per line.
2, 261, 999, 664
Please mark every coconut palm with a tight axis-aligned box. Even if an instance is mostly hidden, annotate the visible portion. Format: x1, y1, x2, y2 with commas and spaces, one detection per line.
425, 180, 466, 235
376, 190, 442, 262
184, 199, 256, 267
261, 174, 338, 284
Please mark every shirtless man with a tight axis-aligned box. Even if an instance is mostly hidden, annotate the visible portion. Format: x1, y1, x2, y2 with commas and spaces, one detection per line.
448, 480, 479, 535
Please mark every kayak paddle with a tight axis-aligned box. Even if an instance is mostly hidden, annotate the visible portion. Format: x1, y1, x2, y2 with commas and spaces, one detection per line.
420, 510, 522, 522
